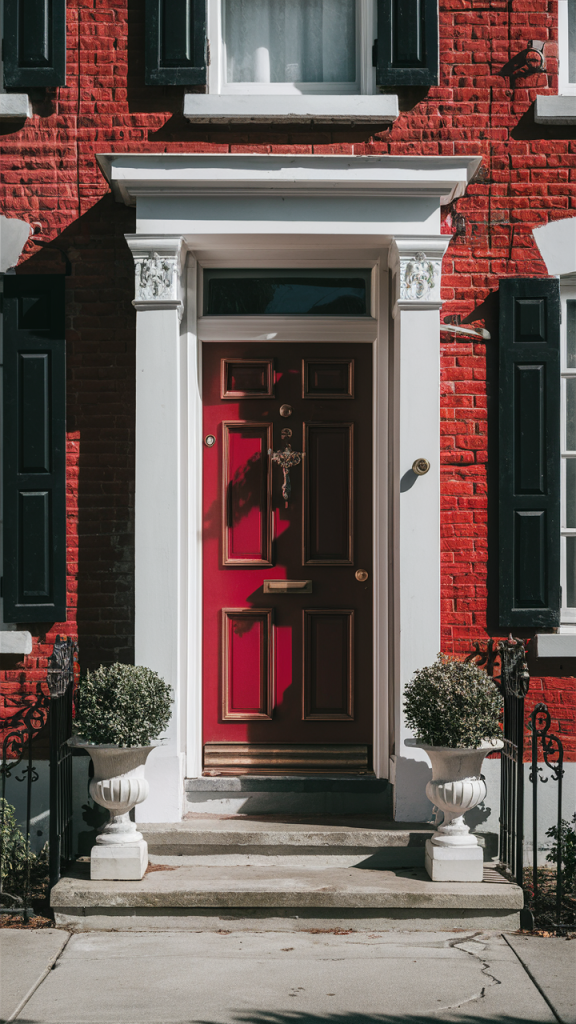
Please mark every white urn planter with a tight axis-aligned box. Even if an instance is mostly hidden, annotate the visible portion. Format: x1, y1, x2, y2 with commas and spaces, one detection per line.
406, 737, 504, 882
70, 740, 154, 880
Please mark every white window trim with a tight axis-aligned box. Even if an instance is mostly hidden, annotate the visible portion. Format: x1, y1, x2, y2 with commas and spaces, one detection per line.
559, 0, 576, 96
533, 216, 576, 654
207, 0, 376, 96
561, 285, 576, 627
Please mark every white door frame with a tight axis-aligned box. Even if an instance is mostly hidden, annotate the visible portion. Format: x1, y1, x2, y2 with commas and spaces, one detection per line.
191, 250, 388, 782
98, 153, 480, 822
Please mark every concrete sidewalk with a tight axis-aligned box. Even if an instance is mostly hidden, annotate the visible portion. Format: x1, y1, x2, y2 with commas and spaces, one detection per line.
1, 928, 574, 1024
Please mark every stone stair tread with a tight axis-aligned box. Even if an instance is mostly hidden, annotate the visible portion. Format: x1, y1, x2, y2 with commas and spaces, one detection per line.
139, 815, 434, 847
51, 864, 522, 910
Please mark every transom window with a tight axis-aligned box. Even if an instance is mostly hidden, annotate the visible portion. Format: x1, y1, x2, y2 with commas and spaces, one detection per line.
202, 269, 372, 316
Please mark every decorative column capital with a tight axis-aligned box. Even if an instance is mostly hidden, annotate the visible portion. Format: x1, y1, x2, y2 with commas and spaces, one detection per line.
389, 237, 449, 315
125, 235, 185, 316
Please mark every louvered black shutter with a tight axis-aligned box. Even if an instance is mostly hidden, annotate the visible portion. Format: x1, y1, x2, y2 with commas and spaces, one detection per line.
145, 0, 206, 85
2, 276, 66, 623
2, 0, 66, 89
498, 278, 561, 628
375, 0, 438, 87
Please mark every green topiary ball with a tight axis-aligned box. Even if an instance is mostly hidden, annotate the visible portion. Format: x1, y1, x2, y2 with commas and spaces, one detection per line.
74, 663, 173, 747
403, 654, 503, 748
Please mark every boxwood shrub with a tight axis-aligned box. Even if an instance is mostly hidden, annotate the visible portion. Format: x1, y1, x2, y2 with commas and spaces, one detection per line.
403, 654, 503, 748
74, 663, 173, 747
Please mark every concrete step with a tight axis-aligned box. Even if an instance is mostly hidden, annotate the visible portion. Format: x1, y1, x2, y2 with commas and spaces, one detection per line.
51, 863, 523, 933
184, 775, 393, 816
140, 815, 435, 868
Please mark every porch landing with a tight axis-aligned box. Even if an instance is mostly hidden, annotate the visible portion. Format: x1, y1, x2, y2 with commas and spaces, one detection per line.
51, 815, 523, 932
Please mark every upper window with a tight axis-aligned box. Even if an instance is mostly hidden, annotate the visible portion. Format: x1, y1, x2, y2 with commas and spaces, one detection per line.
210, 0, 371, 94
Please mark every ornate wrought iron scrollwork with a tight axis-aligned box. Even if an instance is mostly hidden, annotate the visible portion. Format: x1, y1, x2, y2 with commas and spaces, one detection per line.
465, 634, 529, 697
528, 703, 564, 784
1, 634, 78, 920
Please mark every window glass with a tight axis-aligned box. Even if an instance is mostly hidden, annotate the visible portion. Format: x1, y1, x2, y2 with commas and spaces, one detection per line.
568, 300, 576, 367
224, 0, 356, 83
569, 0, 576, 82
566, 377, 576, 450
567, 536, 576, 607
203, 269, 371, 316
566, 458, 576, 528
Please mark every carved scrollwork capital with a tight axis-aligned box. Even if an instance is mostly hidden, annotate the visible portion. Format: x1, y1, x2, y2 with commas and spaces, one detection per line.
399, 251, 441, 301
125, 235, 185, 316
134, 253, 178, 302
390, 237, 448, 312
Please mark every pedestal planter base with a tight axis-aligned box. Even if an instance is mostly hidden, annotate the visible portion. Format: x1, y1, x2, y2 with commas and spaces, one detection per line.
425, 839, 483, 882
91, 840, 148, 880
69, 741, 155, 881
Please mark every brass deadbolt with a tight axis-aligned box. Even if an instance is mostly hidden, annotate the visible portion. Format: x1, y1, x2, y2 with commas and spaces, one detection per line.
355, 569, 369, 582
279, 404, 293, 417
204, 434, 216, 448
412, 458, 430, 476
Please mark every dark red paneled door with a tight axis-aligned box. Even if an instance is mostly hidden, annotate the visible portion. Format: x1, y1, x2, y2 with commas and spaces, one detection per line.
202, 343, 373, 771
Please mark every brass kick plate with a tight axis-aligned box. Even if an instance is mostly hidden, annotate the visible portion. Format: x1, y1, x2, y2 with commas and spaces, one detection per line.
263, 580, 313, 594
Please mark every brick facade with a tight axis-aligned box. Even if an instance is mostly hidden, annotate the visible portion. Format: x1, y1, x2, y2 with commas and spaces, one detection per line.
1, 0, 574, 759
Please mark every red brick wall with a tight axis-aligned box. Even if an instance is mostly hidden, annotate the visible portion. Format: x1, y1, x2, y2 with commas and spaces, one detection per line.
1, 0, 574, 757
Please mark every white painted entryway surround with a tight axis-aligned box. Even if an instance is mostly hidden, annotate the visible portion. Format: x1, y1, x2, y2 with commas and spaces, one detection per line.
97, 153, 481, 823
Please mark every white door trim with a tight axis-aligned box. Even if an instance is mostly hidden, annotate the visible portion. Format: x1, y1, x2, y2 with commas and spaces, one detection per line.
110, 153, 478, 821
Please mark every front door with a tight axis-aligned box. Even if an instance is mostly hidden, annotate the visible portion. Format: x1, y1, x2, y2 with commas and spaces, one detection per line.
202, 342, 373, 774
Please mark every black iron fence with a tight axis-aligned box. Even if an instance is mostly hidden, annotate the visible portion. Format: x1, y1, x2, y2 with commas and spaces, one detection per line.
0, 635, 77, 921
468, 636, 574, 933
526, 703, 575, 932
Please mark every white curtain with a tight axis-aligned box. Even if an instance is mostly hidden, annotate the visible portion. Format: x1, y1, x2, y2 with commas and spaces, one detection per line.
225, 0, 356, 83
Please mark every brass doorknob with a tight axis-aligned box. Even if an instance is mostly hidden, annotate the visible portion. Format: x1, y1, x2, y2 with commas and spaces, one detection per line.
412, 458, 430, 476
355, 570, 369, 582
279, 404, 293, 417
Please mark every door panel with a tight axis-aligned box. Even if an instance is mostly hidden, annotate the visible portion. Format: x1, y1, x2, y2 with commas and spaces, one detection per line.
222, 608, 273, 720
303, 422, 353, 564
203, 342, 373, 771
222, 422, 273, 565
303, 609, 354, 720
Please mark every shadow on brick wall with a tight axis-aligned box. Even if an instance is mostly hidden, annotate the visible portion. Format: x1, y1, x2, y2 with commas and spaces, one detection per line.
19, 195, 137, 671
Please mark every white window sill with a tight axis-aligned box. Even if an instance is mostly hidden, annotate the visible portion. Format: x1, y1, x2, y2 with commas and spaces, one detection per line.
534, 95, 576, 124
535, 632, 576, 657
183, 94, 399, 124
0, 94, 32, 120
0, 630, 32, 654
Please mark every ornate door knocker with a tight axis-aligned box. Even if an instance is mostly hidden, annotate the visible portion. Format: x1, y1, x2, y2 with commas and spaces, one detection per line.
268, 428, 303, 507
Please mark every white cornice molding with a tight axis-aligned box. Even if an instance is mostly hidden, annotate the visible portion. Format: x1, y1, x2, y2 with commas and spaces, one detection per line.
97, 154, 482, 207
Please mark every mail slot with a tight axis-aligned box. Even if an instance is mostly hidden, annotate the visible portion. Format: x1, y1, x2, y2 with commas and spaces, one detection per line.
263, 580, 313, 594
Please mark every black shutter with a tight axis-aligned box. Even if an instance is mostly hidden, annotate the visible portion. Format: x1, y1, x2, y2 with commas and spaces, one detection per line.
376, 0, 438, 87
2, 276, 66, 623
2, 0, 66, 89
498, 278, 561, 628
145, 0, 206, 86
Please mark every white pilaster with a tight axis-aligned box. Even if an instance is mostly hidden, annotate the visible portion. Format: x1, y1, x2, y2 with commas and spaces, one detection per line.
389, 238, 447, 821
125, 235, 187, 822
